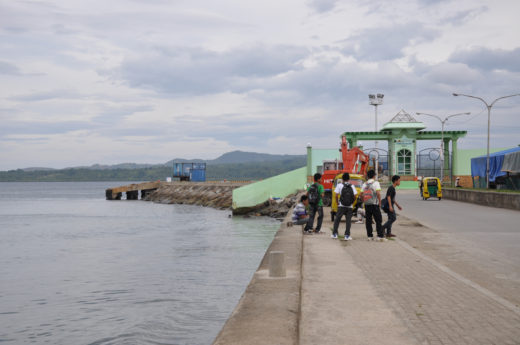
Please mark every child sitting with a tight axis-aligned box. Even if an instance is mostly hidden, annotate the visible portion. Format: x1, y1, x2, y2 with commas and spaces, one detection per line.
289, 195, 310, 226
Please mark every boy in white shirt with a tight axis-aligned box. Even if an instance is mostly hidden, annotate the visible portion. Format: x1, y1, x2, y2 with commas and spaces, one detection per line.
361, 169, 386, 241
331, 173, 357, 240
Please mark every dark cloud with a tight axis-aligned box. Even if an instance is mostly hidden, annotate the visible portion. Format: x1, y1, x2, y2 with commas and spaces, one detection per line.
8, 90, 82, 102
92, 104, 155, 125
116, 45, 308, 95
417, 0, 451, 6
307, 0, 339, 13
0, 61, 22, 75
0, 121, 93, 138
449, 47, 520, 72
440, 6, 488, 26
340, 23, 440, 61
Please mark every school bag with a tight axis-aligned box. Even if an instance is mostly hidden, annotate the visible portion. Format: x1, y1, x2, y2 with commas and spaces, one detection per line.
308, 183, 320, 205
339, 183, 355, 206
381, 197, 390, 213
362, 182, 377, 205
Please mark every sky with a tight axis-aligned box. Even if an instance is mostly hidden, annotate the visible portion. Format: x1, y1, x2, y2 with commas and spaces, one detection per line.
1, 0, 519, 170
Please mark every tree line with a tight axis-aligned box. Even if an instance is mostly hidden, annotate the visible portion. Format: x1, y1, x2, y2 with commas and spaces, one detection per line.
0, 158, 307, 182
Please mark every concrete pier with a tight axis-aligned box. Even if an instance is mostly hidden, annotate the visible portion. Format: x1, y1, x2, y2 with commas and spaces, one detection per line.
213, 190, 520, 345
268, 251, 286, 277
105, 181, 249, 209
105, 181, 161, 200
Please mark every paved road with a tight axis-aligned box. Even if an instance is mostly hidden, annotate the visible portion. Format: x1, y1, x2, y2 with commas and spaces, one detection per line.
301, 211, 520, 345
393, 189, 520, 307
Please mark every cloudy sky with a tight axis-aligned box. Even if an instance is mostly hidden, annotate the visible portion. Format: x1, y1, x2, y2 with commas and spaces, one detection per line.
1, 0, 519, 170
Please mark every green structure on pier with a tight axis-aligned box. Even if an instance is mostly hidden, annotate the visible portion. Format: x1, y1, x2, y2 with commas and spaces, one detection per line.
343, 110, 467, 178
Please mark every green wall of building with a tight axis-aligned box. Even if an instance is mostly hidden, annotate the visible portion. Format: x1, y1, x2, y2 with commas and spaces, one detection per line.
307, 148, 341, 176
453, 148, 506, 175
232, 167, 307, 209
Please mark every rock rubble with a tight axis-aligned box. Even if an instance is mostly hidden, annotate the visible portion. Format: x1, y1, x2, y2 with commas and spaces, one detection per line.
143, 182, 300, 219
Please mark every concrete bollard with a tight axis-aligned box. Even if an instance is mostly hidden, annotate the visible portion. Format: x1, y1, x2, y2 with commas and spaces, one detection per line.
269, 251, 286, 277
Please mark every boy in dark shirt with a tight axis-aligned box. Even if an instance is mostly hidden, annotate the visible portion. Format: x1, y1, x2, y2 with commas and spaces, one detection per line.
304, 173, 325, 234
382, 175, 402, 238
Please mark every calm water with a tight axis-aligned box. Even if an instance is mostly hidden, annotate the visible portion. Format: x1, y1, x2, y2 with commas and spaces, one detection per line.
0, 182, 280, 345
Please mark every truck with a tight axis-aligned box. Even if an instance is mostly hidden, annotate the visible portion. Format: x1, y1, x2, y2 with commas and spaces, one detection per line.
320, 135, 369, 206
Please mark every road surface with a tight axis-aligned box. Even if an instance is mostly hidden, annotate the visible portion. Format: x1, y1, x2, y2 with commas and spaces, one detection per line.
393, 189, 520, 306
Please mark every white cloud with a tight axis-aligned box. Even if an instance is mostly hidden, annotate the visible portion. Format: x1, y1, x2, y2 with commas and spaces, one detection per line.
1, 0, 520, 170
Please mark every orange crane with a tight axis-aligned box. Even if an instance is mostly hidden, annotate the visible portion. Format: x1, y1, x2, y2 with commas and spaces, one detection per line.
320, 135, 369, 206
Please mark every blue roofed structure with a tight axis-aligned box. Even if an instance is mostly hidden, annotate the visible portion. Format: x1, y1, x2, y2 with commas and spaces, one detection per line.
471, 147, 520, 188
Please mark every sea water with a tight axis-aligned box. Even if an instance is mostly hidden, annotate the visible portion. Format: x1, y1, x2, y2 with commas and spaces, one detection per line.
0, 182, 280, 345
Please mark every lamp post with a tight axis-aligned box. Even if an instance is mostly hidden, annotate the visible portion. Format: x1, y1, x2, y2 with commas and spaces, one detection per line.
452, 93, 520, 188
369, 93, 384, 179
416, 112, 470, 183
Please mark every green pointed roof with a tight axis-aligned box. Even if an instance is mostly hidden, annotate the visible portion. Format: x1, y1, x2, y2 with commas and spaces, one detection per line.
382, 109, 426, 131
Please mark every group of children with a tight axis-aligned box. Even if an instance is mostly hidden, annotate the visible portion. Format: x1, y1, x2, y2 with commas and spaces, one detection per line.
291, 170, 402, 241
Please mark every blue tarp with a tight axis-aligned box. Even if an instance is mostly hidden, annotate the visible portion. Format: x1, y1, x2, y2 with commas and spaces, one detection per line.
471, 147, 520, 182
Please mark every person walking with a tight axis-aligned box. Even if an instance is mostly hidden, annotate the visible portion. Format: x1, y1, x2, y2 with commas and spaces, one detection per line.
361, 169, 386, 241
304, 173, 324, 234
331, 173, 357, 240
382, 175, 402, 238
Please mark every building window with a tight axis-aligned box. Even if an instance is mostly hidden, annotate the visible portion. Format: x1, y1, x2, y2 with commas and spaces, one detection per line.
397, 149, 412, 175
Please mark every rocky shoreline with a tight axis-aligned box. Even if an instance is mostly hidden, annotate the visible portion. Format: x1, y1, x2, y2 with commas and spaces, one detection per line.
235, 194, 299, 219
143, 182, 299, 219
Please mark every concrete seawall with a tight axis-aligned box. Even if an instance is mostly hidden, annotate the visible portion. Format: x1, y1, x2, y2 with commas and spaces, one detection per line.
443, 188, 520, 210
144, 182, 248, 209
213, 212, 302, 345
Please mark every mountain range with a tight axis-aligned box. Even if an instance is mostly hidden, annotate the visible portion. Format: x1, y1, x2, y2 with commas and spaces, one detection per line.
2, 151, 307, 182
19, 151, 306, 171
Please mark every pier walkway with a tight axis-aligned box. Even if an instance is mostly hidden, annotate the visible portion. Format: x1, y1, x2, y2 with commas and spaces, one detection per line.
214, 190, 520, 345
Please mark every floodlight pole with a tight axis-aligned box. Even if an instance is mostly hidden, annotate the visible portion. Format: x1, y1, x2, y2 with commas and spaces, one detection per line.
452, 93, 520, 189
416, 112, 470, 183
369, 94, 384, 179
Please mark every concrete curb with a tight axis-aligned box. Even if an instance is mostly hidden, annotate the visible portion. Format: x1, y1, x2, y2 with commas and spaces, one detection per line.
443, 187, 520, 210
212, 212, 302, 345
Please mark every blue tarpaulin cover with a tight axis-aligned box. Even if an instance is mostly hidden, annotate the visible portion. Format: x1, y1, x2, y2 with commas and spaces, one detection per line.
471, 147, 520, 181
502, 151, 520, 173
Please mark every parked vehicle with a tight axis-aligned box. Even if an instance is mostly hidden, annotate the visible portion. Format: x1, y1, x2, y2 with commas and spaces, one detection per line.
421, 176, 442, 200
330, 173, 366, 221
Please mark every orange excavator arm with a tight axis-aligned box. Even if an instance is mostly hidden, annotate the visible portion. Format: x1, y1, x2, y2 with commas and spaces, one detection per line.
341, 135, 369, 175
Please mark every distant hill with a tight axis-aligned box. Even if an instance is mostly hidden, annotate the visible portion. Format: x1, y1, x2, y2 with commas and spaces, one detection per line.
21, 167, 56, 172
0, 151, 307, 182
74, 163, 160, 170
165, 150, 306, 166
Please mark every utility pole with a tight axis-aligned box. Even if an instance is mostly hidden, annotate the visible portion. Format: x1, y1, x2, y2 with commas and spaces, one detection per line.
453, 93, 520, 188
369, 93, 384, 179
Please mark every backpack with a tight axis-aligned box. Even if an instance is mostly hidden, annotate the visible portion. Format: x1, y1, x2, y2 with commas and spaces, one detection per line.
362, 182, 377, 205
381, 197, 390, 213
339, 183, 355, 206
308, 183, 320, 205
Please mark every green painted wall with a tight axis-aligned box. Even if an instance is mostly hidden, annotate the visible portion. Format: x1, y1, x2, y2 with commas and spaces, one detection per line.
396, 181, 420, 190
453, 148, 506, 175
308, 148, 341, 175
232, 167, 307, 209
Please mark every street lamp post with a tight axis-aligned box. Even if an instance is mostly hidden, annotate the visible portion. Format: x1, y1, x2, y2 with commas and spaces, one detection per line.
416, 112, 470, 183
452, 93, 520, 188
369, 93, 384, 179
